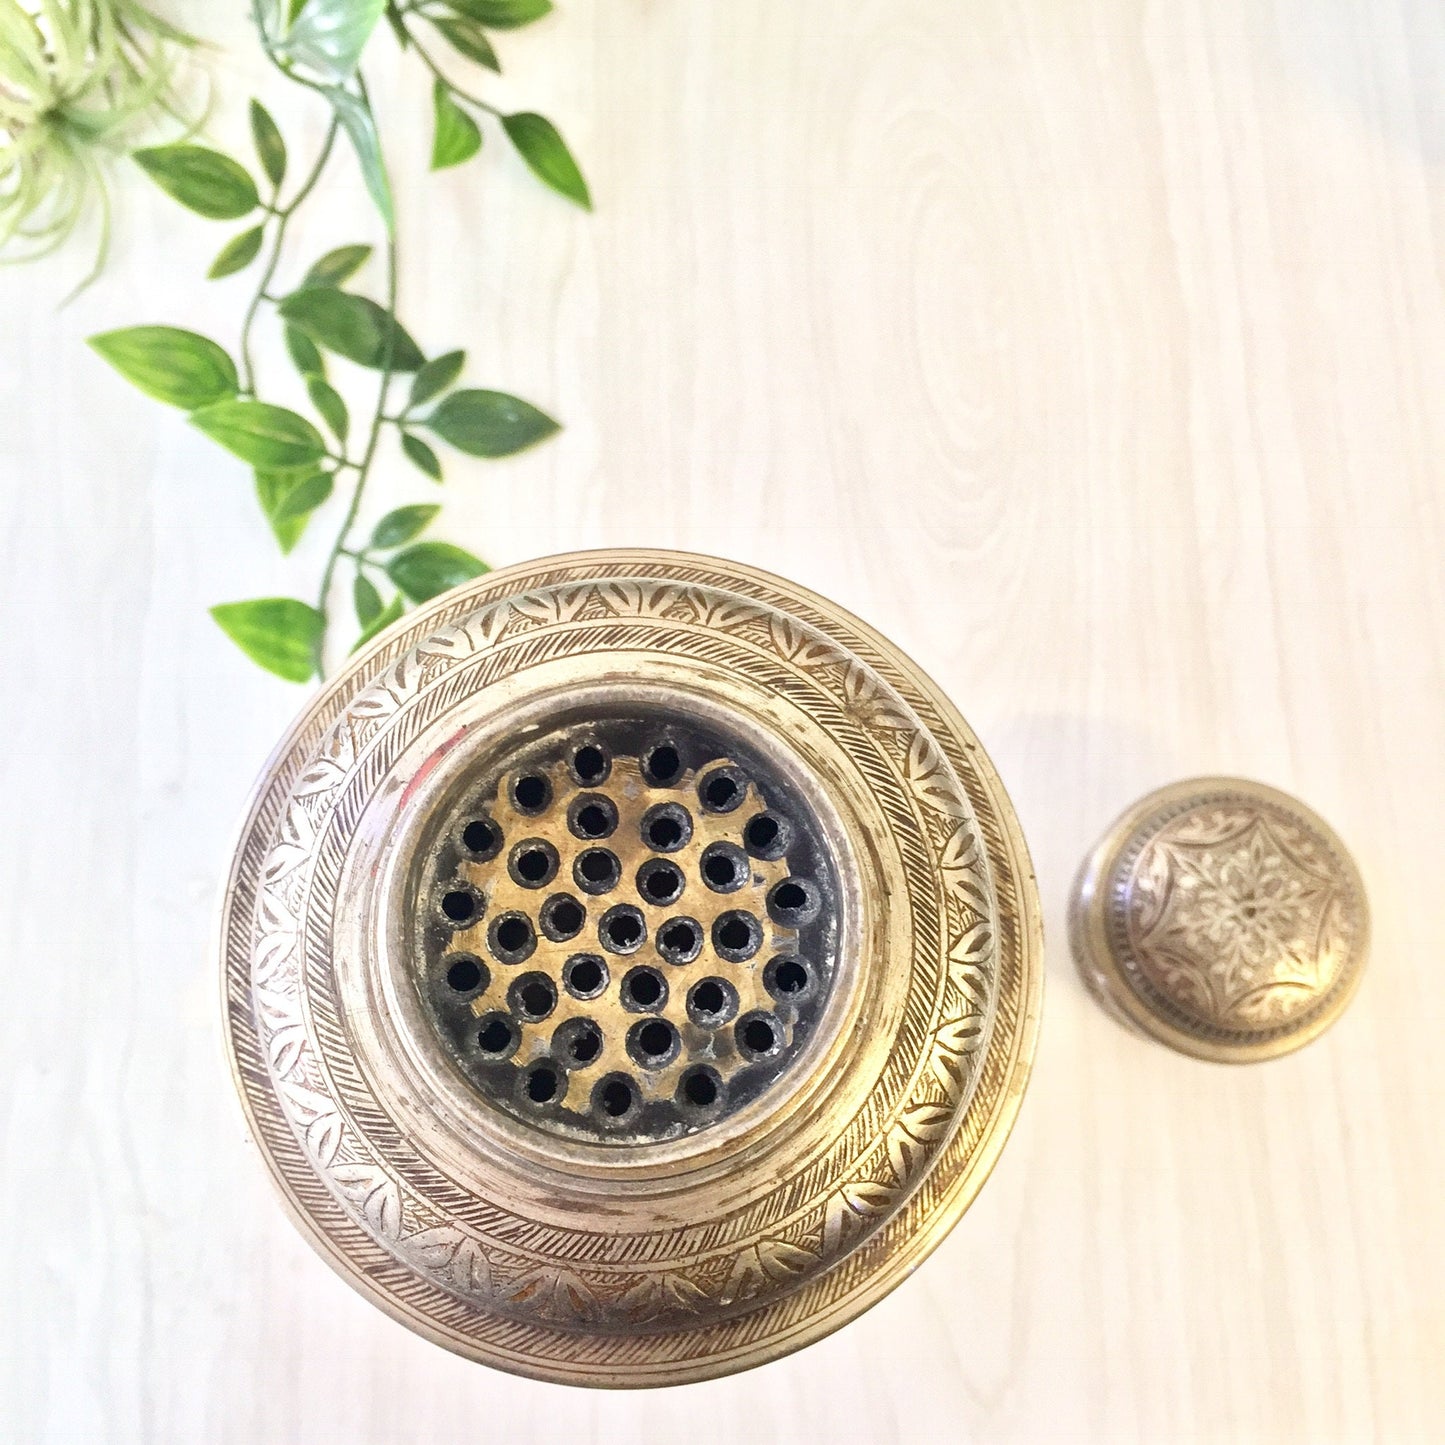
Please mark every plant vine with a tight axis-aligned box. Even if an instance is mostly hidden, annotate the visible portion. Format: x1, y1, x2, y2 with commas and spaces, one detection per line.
88, 0, 588, 680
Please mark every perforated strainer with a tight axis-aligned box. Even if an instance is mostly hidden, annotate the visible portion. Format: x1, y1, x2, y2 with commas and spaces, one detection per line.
220, 550, 1042, 1386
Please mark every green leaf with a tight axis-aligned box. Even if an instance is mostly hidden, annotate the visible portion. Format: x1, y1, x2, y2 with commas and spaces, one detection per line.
386, 541, 488, 602
278, 288, 425, 371
431, 81, 482, 171
208, 224, 265, 279
283, 0, 386, 81
256, 468, 317, 552
303, 243, 372, 288
191, 400, 328, 468
409, 349, 465, 408
447, 0, 552, 29
384, 5, 410, 47
88, 327, 239, 408
134, 145, 260, 220
370, 503, 440, 550
249, 100, 287, 188
401, 432, 443, 480
284, 324, 325, 379
426, 388, 559, 457
351, 592, 404, 652
210, 598, 324, 682
307, 376, 349, 440
271, 469, 334, 521
354, 572, 383, 626
500, 112, 589, 209
324, 86, 394, 230
432, 16, 499, 70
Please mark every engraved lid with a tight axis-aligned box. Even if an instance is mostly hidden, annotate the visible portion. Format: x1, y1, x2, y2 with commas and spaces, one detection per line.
1069, 778, 1368, 1062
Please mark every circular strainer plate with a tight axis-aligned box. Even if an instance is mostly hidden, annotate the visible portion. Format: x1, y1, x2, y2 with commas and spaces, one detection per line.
220, 550, 1042, 1386
415, 708, 843, 1145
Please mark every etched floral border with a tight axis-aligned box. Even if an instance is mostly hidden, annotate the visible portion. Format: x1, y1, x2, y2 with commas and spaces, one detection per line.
250, 579, 996, 1325
222, 553, 1041, 1380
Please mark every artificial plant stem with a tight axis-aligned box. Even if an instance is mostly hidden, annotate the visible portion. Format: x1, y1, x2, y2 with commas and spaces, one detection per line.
313, 223, 400, 673
404, 28, 503, 117
238, 116, 339, 394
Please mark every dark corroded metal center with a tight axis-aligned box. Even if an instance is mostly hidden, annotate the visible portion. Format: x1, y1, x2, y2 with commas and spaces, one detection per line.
412, 711, 841, 1145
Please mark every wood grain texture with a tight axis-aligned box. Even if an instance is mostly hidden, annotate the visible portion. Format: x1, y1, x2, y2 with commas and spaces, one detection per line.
0, 0, 1440, 1439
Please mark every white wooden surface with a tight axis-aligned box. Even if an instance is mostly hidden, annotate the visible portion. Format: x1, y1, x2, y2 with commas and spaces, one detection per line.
2, 1, 1442, 1439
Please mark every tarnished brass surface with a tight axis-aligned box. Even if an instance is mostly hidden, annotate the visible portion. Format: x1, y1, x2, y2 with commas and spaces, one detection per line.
1070, 777, 1368, 1063
219, 550, 1043, 1386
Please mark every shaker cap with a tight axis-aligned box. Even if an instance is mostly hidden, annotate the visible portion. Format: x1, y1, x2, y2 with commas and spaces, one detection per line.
1070, 778, 1368, 1062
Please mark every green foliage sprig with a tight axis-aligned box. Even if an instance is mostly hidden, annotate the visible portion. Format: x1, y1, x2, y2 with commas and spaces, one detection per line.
89, 0, 588, 681
0, 0, 202, 292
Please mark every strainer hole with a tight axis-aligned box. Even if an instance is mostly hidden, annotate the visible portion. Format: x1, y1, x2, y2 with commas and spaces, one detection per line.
596, 1075, 636, 1119
510, 972, 557, 1021
444, 955, 485, 993
768, 876, 821, 927
643, 744, 681, 786
568, 794, 618, 840
460, 818, 501, 858
657, 916, 703, 965
679, 1067, 721, 1111
713, 910, 761, 961
744, 1019, 774, 1052
628, 1017, 679, 1068
637, 858, 686, 906
699, 767, 745, 813
622, 965, 666, 1010
639, 1021, 671, 1054
539, 893, 585, 941
640, 802, 691, 853
744, 811, 791, 860
687, 977, 737, 1026
563, 953, 608, 999
488, 912, 535, 964
572, 743, 609, 785
737, 1012, 781, 1060
701, 842, 748, 893
766, 956, 811, 1000
575, 848, 621, 895
510, 839, 558, 888
600, 904, 646, 953
477, 1014, 516, 1056
693, 981, 722, 1015
556, 1019, 603, 1066
524, 1064, 561, 1104
440, 887, 482, 926
511, 773, 551, 814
